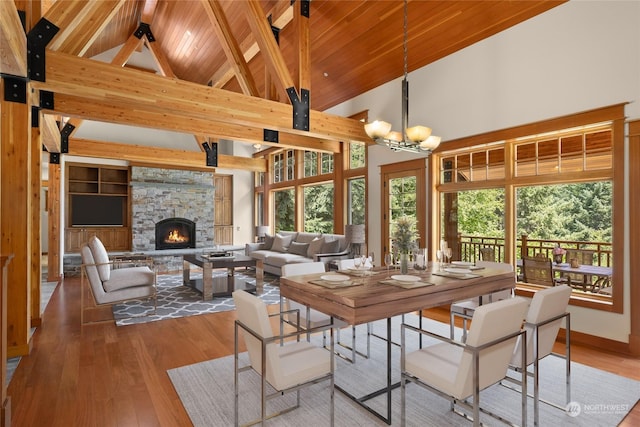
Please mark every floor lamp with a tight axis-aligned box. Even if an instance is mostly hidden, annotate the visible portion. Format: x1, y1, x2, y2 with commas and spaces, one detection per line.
345, 224, 365, 256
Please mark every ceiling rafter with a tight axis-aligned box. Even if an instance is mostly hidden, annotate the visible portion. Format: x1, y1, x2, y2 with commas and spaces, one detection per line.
46, 0, 126, 56
201, 0, 259, 97
209, 1, 293, 90
0, 1, 27, 77
241, 0, 296, 104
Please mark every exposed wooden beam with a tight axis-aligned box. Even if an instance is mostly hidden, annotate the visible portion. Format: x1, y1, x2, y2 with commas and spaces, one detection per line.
32, 51, 368, 144
202, 0, 258, 97
40, 113, 61, 153
141, 0, 159, 24
69, 138, 267, 173
294, 0, 311, 90
112, 33, 143, 67
0, 1, 28, 76
48, 94, 341, 154
143, 34, 175, 78
241, 0, 295, 103
209, 1, 293, 89
46, 0, 125, 56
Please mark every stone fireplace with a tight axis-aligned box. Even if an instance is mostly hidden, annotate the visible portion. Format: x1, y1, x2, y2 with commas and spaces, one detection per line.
130, 167, 215, 251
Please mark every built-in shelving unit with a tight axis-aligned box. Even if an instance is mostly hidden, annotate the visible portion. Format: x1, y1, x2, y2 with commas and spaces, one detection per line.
65, 164, 131, 252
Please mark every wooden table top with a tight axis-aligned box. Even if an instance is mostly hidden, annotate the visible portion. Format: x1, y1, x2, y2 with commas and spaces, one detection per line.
279, 266, 515, 325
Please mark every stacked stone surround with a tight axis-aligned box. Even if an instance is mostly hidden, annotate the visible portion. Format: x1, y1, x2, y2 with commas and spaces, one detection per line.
63, 167, 217, 277
131, 166, 215, 251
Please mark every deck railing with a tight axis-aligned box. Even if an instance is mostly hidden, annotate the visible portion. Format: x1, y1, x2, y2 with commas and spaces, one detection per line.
456, 233, 613, 267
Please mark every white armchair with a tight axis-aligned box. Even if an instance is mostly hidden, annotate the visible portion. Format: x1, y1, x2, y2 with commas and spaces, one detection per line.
233, 289, 334, 426
401, 297, 529, 427
80, 236, 156, 324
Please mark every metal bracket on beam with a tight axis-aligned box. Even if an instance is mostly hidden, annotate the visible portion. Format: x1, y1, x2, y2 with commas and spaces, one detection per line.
27, 18, 59, 82
264, 129, 279, 143
202, 142, 218, 167
1, 75, 27, 103
287, 87, 310, 131
300, 0, 310, 18
40, 90, 54, 110
49, 152, 60, 164
134, 22, 155, 42
32, 106, 40, 127
60, 122, 75, 153
268, 16, 280, 45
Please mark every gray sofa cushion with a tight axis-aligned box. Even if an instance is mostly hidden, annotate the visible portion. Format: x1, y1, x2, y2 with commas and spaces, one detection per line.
307, 237, 325, 258
295, 232, 321, 244
265, 253, 312, 268
272, 234, 294, 252
263, 234, 275, 250
321, 239, 340, 254
289, 241, 310, 256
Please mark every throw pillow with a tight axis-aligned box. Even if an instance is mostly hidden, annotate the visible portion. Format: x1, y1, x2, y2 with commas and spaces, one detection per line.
271, 234, 294, 252
288, 241, 310, 257
263, 234, 275, 250
321, 238, 340, 254
307, 237, 325, 258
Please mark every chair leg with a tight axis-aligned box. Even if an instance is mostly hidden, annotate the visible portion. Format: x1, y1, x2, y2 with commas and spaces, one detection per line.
450, 310, 456, 339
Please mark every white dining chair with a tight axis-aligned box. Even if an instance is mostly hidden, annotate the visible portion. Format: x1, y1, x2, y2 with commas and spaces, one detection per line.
504, 284, 572, 427
449, 261, 514, 341
280, 262, 367, 362
233, 290, 334, 426
401, 297, 529, 426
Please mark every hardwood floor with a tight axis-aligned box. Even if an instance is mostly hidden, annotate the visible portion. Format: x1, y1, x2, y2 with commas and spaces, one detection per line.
7, 276, 640, 426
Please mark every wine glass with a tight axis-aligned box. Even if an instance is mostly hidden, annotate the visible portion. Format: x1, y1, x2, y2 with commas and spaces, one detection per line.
436, 249, 443, 269
384, 253, 393, 277
368, 252, 375, 268
354, 255, 362, 270
445, 247, 452, 265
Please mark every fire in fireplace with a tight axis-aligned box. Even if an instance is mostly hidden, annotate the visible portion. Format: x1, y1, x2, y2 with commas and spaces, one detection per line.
155, 218, 196, 250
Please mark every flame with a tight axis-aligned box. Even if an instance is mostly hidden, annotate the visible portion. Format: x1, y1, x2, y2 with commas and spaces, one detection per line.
165, 229, 188, 243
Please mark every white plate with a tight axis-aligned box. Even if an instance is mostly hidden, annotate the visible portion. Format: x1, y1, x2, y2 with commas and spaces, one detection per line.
320, 274, 350, 282
444, 268, 472, 274
349, 266, 371, 271
452, 261, 474, 267
391, 275, 420, 283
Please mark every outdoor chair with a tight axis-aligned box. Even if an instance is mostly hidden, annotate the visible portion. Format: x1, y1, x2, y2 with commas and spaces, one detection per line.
479, 247, 496, 262
280, 262, 369, 362
503, 284, 572, 427
522, 256, 562, 287
401, 297, 529, 427
80, 235, 156, 324
233, 289, 334, 426
563, 249, 596, 292
449, 261, 514, 342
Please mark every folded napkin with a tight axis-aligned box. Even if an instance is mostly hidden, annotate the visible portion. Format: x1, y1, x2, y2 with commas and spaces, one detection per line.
431, 271, 481, 280
378, 279, 434, 289
308, 279, 363, 289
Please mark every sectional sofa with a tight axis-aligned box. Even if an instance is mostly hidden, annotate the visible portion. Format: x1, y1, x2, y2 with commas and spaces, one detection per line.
245, 231, 350, 276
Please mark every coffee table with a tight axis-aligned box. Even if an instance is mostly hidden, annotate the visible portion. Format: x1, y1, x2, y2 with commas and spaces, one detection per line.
182, 253, 263, 300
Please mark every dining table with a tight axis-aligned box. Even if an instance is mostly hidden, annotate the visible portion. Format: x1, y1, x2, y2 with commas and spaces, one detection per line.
516, 259, 612, 292
279, 263, 516, 425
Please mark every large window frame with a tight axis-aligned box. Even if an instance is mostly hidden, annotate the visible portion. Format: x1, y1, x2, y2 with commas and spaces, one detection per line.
430, 104, 625, 313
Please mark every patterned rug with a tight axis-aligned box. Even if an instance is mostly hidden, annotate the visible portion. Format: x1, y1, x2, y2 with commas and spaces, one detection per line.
113, 270, 280, 326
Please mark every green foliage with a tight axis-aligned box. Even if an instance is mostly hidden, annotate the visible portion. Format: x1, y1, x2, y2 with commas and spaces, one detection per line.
455, 181, 612, 243
392, 216, 417, 254
304, 183, 334, 233
274, 189, 295, 232
349, 178, 366, 225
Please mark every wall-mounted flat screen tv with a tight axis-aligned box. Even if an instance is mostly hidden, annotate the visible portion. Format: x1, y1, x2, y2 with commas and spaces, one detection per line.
71, 195, 125, 226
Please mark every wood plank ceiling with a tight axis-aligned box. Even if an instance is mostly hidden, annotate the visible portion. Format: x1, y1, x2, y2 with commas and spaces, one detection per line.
15, 0, 565, 165
78, 0, 565, 112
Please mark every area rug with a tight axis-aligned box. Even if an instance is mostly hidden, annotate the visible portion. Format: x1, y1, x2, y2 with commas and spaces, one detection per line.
113, 271, 280, 326
168, 316, 640, 426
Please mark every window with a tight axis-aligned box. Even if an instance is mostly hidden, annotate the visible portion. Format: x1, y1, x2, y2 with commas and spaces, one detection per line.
304, 151, 318, 177
273, 153, 284, 183
349, 141, 366, 169
303, 183, 334, 233
433, 105, 624, 312
273, 188, 295, 232
321, 153, 333, 174
347, 177, 365, 225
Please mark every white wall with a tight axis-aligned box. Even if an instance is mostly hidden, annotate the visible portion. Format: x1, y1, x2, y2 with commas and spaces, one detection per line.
327, 1, 640, 343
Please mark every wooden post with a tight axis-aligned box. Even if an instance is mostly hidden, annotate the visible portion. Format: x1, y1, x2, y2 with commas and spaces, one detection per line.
47, 163, 61, 281
1, 254, 14, 427
30, 125, 42, 327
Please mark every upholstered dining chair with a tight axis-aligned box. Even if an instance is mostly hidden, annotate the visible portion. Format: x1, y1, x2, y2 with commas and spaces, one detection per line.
522, 256, 558, 287
80, 235, 156, 324
449, 261, 514, 341
401, 297, 529, 427
280, 262, 368, 362
233, 289, 334, 427
504, 284, 572, 427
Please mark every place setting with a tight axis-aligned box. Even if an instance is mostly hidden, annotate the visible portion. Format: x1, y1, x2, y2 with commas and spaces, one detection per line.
378, 274, 434, 289
308, 273, 363, 289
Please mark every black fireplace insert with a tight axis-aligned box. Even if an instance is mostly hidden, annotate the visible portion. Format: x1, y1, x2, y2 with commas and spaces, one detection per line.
155, 218, 196, 250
